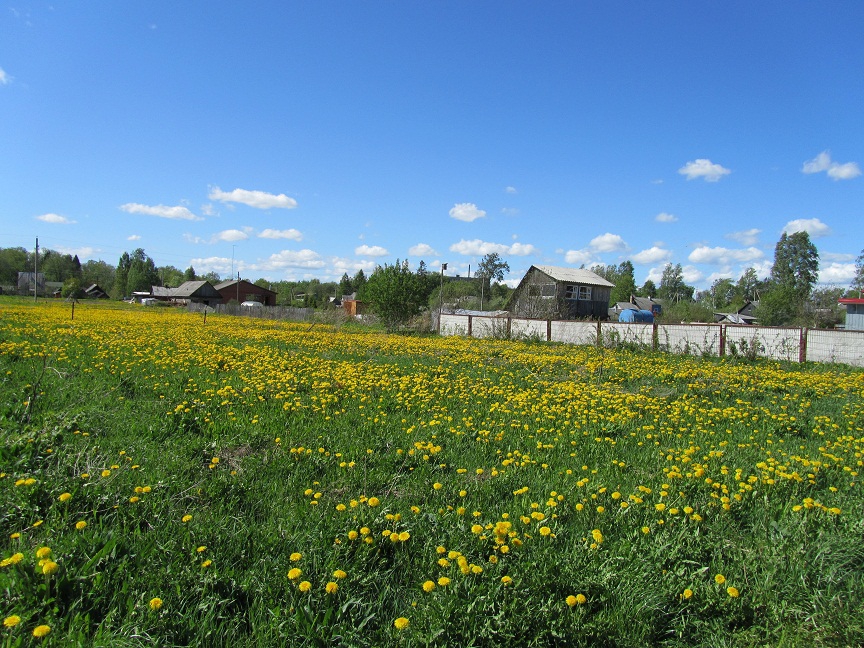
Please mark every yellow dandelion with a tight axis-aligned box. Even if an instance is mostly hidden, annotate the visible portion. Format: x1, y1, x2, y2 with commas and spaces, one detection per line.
201, 560, 212, 568
566, 595, 578, 607
149, 597, 163, 611
727, 586, 740, 598
36, 547, 52, 559
422, 580, 436, 592
367, 497, 380, 507
714, 574, 726, 585
75, 520, 87, 530
3, 615, 21, 628
682, 588, 693, 599
298, 580, 311, 592
333, 569, 347, 579
181, 515, 192, 523
32, 624, 51, 638
58, 492, 72, 502
325, 581, 338, 594
287, 568, 302, 580
41, 560, 59, 575
501, 575, 513, 585
393, 617, 410, 630
438, 576, 451, 586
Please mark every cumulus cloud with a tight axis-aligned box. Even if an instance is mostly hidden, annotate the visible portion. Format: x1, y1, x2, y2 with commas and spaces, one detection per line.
354, 245, 388, 257
783, 218, 831, 238
120, 203, 203, 221
189, 256, 234, 275
688, 246, 764, 265
35, 213, 76, 224
214, 229, 249, 242
726, 228, 761, 246
802, 151, 861, 180
505, 186, 517, 194
208, 186, 298, 209
822, 251, 856, 263
259, 249, 326, 270
678, 159, 731, 182
632, 246, 672, 265
449, 203, 486, 222
564, 249, 595, 265
0, 67, 9, 85
127, 234, 141, 241
818, 262, 856, 284
589, 233, 628, 253
258, 228, 302, 241
449, 239, 538, 256
655, 212, 678, 223
408, 243, 438, 257
681, 265, 704, 284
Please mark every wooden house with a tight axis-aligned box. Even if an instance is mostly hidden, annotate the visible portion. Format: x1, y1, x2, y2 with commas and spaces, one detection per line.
505, 265, 614, 320
215, 279, 278, 306
839, 298, 864, 331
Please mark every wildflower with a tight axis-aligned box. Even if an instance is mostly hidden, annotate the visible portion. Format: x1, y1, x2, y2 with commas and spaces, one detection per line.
32, 624, 51, 638
325, 581, 338, 594
714, 574, 726, 585
201, 560, 212, 568
129, 496, 140, 503
41, 560, 59, 575
298, 580, 311, 592
58, 492, 72, 502
287, 568, 302, 580
591, 529, 603, 544
367, 497, 380, 507
575, 593, 587, 604
196, 546, 207, 553
9, 533, 20, 539
101, 470, 111, 478
333, 569, 347, 579
682, 588, 693, 599
566, 595, 578, 607
398, 531, 410, 542
438, 576, 451, 586
290, 552, 302, 562
75, 521, 87, 531
36, 547, 52, 559
149, 597, 163, 611
3, 615, 21, 628
393, 617, 410, 630
641, 526, 650, 534
181, 515, 192, 523
727, 586, 740, 598
433, 482, 443, 490
501, 575, 513, 585
539, 526, 551, 536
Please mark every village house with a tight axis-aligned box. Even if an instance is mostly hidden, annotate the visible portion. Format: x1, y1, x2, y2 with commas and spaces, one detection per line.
839, 297, 864, 331
505, 265, 614, 320
215, 279, 278, 306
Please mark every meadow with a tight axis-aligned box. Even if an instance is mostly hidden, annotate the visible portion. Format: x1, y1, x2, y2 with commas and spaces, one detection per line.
0, 299, 862, 647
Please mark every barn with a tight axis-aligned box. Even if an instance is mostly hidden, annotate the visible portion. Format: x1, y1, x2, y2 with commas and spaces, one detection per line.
505, 265, 614, 320
215, 279, 278, 306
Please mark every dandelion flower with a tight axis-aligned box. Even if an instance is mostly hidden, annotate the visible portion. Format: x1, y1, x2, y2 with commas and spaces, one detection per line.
333, 569, 347, 579
32, 624, 51, 638
3, 615, 21, 628
422, 580, 435, 592
181, 515, 192, 523
566, 595, 578, 607
433, 482, 443, 490
539, 526, 551, 536
36, 547, 52, 559
682, 588, 693, 599
75, 521, 87, 530
58, 492, 71, 502
41, 560, 59, 575
287, 568, 302, 580
727, 586, 739, 598
438, 576, 451, 587
290, 552, 302, 562
367, 497, 380, 507
201, 560, 212, 568
501, 575, 513, 585
393, 617, 410, 630
101, 470, 111, 478
298, 580, 311, 592
196, 546, 207, 553
325, 581, 338, 594
149, 597, 163, 611
714, 574, 726, 585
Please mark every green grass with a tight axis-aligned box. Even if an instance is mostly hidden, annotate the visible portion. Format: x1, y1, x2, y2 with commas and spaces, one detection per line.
0, 299, 862, 646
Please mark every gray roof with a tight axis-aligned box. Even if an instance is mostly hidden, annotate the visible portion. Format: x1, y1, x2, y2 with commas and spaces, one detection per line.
171, 281, 222, 298
533, 265, 615, 288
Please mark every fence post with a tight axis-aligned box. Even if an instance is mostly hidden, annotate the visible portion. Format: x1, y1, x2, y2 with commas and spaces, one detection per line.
652, 322, 658, 351
546, 319, 551, 342
596, 320, 602, 347
467, 315, 473, 338
507, 317, 512, 338
719, 324, 726, 357
800, 328, 807, 363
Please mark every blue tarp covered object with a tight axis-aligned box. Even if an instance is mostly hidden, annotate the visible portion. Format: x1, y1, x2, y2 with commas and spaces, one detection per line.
618, 309, 654, 323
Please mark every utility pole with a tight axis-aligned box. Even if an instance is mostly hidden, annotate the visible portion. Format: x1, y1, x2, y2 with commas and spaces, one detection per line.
438, 263, 447, 332
34, 237, 39, 302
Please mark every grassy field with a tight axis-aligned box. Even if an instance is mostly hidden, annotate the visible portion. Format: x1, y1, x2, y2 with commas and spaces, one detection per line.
1, 299, 863, 647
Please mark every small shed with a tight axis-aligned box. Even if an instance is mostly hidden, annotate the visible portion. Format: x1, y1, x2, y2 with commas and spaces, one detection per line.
838, 298, 864, 331
215, 279, 277, 306
83, 283, 109, 299
505, 265, 614, 320
167, 281, 223, 306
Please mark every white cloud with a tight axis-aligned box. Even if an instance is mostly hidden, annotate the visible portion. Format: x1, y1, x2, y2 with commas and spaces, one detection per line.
215, 229, 249, 242
688, 246, 764, 264
208, 186, 298, 209
259, 249, 326, 270
802, 151, 861, 180
408, 243, 438, 257
258, 228, 303, 241
655, 212, 677, 223
355, 244, 388, 257
821, 251, 856, 262
818, 262, 856, 284
589, 233, 628, 253
449, 203, 486, 222
505, 186, 517, 194
783, 218, 831, 238
189, 256, 234, 275
678, 158, 731, 182
564, 249, 595, 265
0, 67, 9, 85
681, 265, 704, 284
632, 246, 672, 265
127, 234, 141, 241
53, 245, 98, 260
120, 203, 203, 221
501, 207, 520, 216
726, 228, 761, 246
35, 213, 76, 224
449, 239, 538, 257
330, 257, 377, 277
200, 203, 216, 217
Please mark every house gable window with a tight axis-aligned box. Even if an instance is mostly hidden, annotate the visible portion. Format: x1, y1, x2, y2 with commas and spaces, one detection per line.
528, 283, 556, 298
564, 285, 592, 300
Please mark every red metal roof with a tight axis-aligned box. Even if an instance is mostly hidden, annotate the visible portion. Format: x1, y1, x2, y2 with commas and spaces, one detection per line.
838, 298, 864, 305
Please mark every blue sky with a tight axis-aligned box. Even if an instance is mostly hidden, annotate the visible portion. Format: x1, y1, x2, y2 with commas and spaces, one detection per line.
2, 1, 862, 289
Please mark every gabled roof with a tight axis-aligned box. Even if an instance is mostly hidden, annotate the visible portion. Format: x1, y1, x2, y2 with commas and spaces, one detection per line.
171, 281, 222, 298
532, 265, 615, 288
214, 279, 277, 295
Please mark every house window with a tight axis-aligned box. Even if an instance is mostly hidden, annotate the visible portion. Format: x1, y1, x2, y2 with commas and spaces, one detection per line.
528, 283, 556, 298
564, 285, 592, 300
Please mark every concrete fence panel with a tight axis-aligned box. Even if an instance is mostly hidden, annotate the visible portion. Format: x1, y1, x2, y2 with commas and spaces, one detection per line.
657, 324, 722, 356
806, 329, 864, 367
551, 320, 598, 345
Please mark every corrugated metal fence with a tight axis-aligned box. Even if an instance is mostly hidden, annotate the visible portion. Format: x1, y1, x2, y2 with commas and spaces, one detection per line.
438, 313, 864, 367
